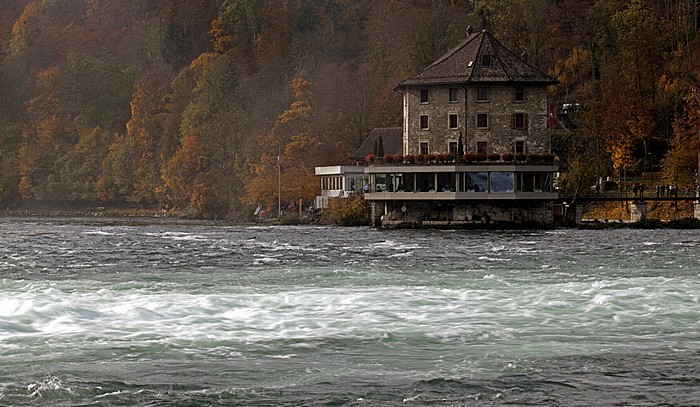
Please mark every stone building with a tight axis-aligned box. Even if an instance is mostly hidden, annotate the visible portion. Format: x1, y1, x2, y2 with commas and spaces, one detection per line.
396, 28, 556, 157
361, 29, 561, 227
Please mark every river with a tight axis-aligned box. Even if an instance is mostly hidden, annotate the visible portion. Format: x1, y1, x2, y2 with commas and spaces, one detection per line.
1, 217, 699, 406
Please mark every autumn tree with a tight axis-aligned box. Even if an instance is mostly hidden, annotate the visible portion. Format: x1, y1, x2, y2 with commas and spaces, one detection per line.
162, 52, 245, 218
97, 134, 137, 202
663, 86, 700, 189
58, 127, 111, 202
603, 0, 670, 171
243, 77, 321, 212
17, 51, 134, 202
109, 64, 178, 204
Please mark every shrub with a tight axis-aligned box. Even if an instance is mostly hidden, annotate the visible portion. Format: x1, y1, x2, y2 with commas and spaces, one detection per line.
404, 154, 415, 164
324, 195, 371, 226
528, 153, 542, 163
474, 153, 487, 162
541, 153, 555, 163
415, 154, 425, 163
667, 218, 700, 229
463, 153, 474, 162
515, 152, 527, 162
383, 154, 393, 163
502, 153, 514, 162
487, 153, 501, 161
365, 154, 375, 164
393, 154, 403, 163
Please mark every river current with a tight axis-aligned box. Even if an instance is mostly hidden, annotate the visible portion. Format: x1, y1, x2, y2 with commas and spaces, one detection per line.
1, 217, 699, 406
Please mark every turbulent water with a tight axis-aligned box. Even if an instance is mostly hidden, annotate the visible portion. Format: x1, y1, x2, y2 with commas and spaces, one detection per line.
1, 217, 699, 406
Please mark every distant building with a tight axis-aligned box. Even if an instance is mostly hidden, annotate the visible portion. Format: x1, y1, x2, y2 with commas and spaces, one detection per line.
314, 128, 401, 209
317, 29, 560, 227
313, 166, 368, 210
349, 127, 403, 165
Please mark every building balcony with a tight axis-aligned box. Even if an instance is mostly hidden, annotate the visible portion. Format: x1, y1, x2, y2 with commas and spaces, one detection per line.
363, 161, 559, 202
365, 191, 558, 201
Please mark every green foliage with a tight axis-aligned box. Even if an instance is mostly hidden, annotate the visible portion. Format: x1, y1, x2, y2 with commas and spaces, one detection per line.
662, 87, 699, 188
324, 195, 371, 226
0, 152, 20, 206
59, 126, 112, 202
98, 134, 137, 202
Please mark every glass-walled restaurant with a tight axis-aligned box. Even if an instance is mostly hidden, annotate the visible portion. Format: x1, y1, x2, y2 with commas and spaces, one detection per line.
369, 170, 555, 196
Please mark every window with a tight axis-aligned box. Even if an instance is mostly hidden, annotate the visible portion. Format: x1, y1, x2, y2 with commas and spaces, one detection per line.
476, 113, 488, 129
417, 173, 434, 192
482, 54, 492, 67
515, 140, 525, 154
420, 89, 429, 103
476, 141, 488, 154
476, 86, 488, 102
512, 113, 528, 129
490, 172, 514, 193
401, 173, 415, 192
419, 142, 429, 155
465, 172, 488, 192
515, 86, 524, 102
448, 141, 458, 156
437, 173, 456, 192
448, 113, 458, 129
516, 172, 552, 192
419, 115, 429, 130
449, 88, 458, 102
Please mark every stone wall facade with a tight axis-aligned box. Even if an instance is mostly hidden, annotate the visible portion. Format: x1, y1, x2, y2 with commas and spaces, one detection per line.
404, 84, 551, 156
377, 200, 554, 227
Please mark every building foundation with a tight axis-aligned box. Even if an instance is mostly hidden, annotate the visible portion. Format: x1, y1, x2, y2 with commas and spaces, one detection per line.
630, 201, 648, 222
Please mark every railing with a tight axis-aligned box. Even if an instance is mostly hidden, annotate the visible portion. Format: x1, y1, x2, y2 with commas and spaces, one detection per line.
559, 187, 699, 201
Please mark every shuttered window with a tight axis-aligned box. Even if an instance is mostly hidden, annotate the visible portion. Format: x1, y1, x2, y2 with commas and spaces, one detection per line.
512, 113, 528, 129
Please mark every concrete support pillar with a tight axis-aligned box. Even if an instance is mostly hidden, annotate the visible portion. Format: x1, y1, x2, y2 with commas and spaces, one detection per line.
630, 201, 648, 222
574, 204, 583, 225
370, 202, 378, 226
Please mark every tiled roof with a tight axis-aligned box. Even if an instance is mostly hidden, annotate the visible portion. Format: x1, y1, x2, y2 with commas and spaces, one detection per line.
350, 127, 403, 162
396, 30, 556, 88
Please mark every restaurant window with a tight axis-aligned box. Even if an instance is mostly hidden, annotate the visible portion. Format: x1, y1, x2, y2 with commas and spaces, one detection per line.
465, 172, 488, 192
448, 113, 459, 129
535, 172, 552, 192
512, 112, 528, 129
419, 115, 429, 130
476, 141, 488, 155
437, 173, 456, 192
490, 172, 514, 193
476, 113, 488, 129
420, 89, 429, 103
417, 173, 435, 192
374, 174, 387, 192
401, 173, 414, 192
515, 140, 525, 154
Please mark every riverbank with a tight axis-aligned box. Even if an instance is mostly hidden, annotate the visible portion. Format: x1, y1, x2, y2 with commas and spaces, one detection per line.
2, 206, 699, 229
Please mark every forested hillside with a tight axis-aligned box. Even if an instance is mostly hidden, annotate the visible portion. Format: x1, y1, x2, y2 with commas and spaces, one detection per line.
0, 0, 698, 219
